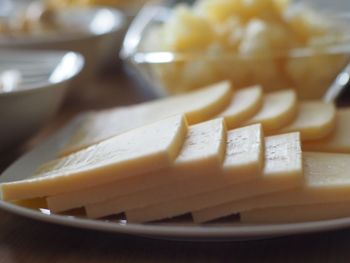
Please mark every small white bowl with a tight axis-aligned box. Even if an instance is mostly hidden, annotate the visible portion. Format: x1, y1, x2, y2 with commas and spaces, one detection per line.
0, 49, 84, 152
0, 2, 126, 82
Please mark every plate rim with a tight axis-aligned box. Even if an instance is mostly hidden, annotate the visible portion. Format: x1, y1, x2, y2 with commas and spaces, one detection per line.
2, 199, 350, 239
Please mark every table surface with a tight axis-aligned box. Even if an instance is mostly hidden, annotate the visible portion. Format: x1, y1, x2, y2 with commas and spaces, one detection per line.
1, 63, 350, 263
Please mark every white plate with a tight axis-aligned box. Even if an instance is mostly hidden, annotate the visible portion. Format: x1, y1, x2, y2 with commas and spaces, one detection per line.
1, 117, 350, 241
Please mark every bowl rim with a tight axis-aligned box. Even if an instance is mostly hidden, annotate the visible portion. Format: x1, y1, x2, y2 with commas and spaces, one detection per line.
0, 49, 84, 97
120, 3, 350, 64
0, 6, 126, 46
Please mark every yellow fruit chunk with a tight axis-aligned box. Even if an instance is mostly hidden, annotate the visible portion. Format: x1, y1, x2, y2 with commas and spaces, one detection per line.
244, 89, 298, 131
270, 101, 336, 141
48, 118, 226, 212
219, 85, 263, 129
240, 202, 350, 223
85, 124, 264, 219
60, 81, 233, 156
0, 115, 187, 201
303, 109, 350, 153
284, 4, 329, 43
194, 0, 245, 23
163, 5, 215, 51
193, 152, 350, 223
125, 132, 302, 223
194, 0, 283, 23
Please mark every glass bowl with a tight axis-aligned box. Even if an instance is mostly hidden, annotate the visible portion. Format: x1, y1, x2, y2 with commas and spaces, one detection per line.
120, 0, 350, 100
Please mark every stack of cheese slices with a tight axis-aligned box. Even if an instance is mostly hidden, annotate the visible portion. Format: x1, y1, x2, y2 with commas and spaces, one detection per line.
2, 81, 350, 224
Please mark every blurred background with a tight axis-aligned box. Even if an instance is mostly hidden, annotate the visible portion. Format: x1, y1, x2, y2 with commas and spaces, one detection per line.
1, 0, 350, 158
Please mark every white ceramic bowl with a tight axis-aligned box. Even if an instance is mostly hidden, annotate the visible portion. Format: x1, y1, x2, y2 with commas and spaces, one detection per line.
0, 49, 84, 152
0, 1, 126, 82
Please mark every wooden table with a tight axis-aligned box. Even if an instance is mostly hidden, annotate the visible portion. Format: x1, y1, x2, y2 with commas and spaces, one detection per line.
1, 64, 350, 263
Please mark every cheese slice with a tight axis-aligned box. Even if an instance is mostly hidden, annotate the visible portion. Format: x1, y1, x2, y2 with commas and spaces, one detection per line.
48, 118, 227, 212
46, 169, 172, 213
0, 115, 187, 201
303, 109, 350, 153
60, 81, 233, 156
222, 124, 264, 181
84, 124, 264, 219
125, 133, 303, 223
192, 152, 350, 223
240, 202, 350, 223
219, 85, 263, 129
244, 89, 298, 131
269, 101, 336, 141
13, 198, 48, 210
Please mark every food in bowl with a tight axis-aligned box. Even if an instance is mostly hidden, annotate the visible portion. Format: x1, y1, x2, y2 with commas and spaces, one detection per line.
49, 0, 148, 14
126, 0, 350, 99
0, 1, 76, 36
